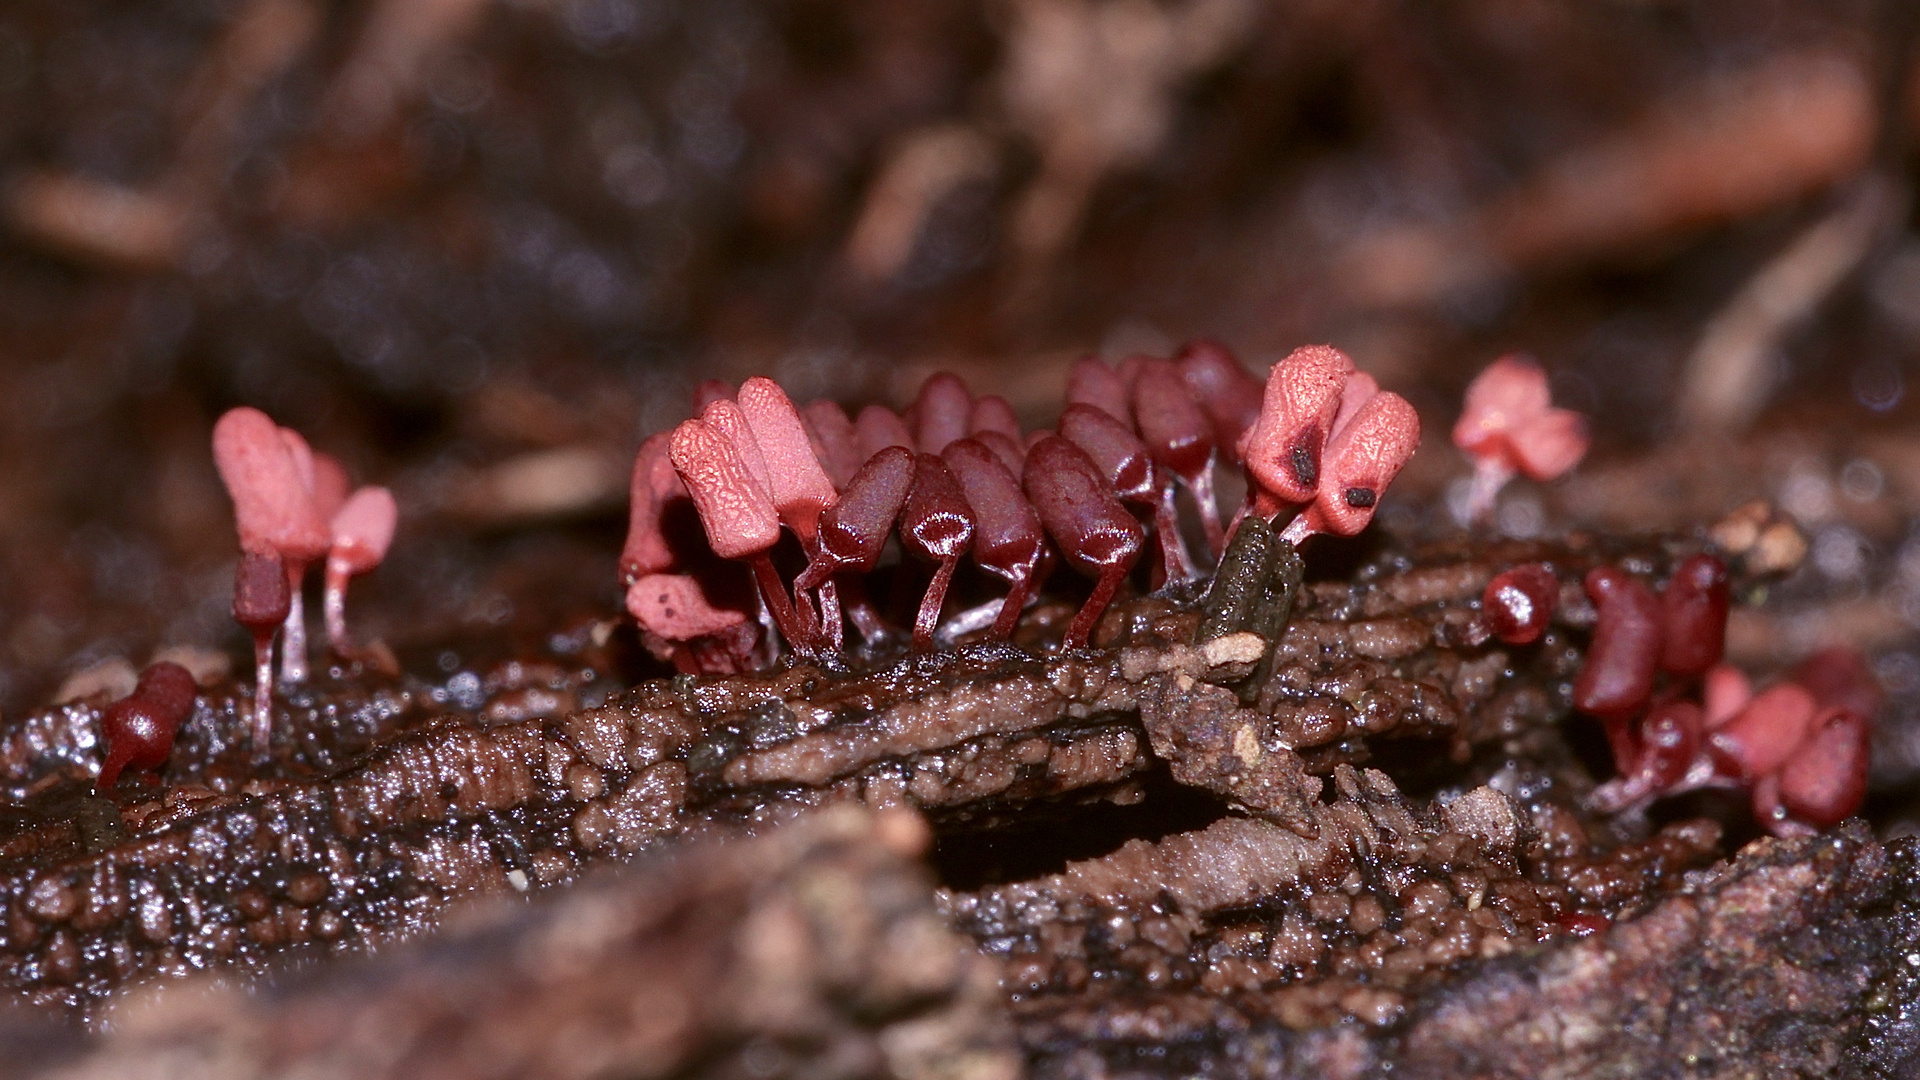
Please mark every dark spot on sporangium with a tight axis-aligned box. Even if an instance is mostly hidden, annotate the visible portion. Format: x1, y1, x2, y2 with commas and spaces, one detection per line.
1291, 443, 1317, 488
1345, 487, 1376, 508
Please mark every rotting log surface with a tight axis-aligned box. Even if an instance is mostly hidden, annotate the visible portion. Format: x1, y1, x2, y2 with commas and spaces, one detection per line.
0, 804, 1022, 1080
947, 766, 1729, 1039
0, 533, 1913, 1076
0, 535, 1652, 1013
979, 819, 1912, 1078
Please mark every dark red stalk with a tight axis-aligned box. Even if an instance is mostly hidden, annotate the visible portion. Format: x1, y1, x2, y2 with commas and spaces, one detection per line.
747, 555, 814, 654
1150, 489, 1196, 583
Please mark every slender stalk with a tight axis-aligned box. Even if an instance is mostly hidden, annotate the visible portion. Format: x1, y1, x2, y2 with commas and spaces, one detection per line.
1278, 513, 1314, 547
1154, 487, 1198, 582
1187, 455, 1224, 559
279, 561, 309, 683
990, 572, 1034, 639
1064, 568, 1123, 649
935, 598, 1008, 643
841, 578, 888, 643
749, 554, 817, 653
1459, 460, 1515, 527
816, 579, 845, 652
1222, 498, 1252, 550
324, 561, 352, 658
1601, 714, 1639, 779
251, 631, 275, 760
913, 556, 960, 652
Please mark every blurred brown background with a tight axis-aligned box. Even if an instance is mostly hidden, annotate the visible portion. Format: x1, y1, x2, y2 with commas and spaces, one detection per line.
1, 0, 1919, 804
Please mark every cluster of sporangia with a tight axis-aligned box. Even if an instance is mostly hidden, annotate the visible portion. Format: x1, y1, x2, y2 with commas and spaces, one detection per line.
1455, 358, 1871, 835
205, 408, 398, 755
620, 342, 1421, 672
1473, 552, 1871, 836
75, 346, 1869, 840
84, 407, 399, 781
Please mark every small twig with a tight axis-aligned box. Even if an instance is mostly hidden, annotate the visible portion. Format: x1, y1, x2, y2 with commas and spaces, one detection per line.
1679, 174, 1905, 432
844, 125, 997, 283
